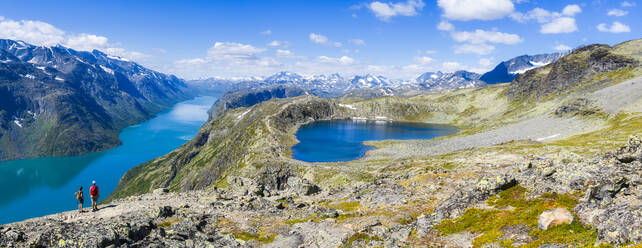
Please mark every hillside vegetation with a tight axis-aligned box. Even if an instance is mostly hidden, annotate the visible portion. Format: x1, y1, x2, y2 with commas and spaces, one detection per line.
9, 39, 639, 247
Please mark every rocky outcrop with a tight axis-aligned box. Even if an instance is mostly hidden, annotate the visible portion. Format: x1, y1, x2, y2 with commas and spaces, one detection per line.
507, 43, 638, 100
2, 135, 641, 247
209, 85, 308, 118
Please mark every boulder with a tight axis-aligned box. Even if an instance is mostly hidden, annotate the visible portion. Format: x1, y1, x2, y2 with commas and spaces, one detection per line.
153, 206, 175, 218
153, 188, 169, 195
537, 208, 574, 230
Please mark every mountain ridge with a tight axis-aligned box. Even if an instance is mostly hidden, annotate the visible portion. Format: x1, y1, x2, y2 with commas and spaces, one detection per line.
480, 52, 566, 84
0, 39, 193, 161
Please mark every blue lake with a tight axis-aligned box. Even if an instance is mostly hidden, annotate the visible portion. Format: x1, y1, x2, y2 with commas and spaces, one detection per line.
291, 120, 457, 162
0, 96, 217, 224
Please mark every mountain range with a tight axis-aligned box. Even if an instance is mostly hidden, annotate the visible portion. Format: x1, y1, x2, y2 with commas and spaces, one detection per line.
0, 39, 192, 161
188, 52, 565, 99
0, 38, 567, 161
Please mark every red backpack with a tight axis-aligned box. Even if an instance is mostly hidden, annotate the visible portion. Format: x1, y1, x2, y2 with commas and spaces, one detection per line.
90, 185, 98, 196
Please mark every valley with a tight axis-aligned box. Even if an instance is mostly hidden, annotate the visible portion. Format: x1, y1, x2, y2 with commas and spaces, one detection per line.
0, 96, 217, 224
1, 37, 641, 247
0, 39, 193, 161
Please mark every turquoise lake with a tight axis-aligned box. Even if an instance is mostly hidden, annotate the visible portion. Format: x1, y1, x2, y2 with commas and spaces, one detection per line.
0, 96, 217, 224
291, 120, 457, 162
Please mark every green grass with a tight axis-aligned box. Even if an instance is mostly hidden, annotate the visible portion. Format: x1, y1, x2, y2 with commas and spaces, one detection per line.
232, 232, 275, 243
344, 233, 383, 247
435, 185, 597, 248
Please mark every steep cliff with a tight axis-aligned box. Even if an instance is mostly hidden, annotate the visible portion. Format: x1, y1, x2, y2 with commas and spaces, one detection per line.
0, 39, 192, 161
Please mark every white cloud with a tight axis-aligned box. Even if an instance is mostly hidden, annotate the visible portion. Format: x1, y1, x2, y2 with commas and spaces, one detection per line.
437, 20, 454, 31
451, 29, 522, 44
206, 42, 266, 60
309, 33, 341, 47
597, 21, 631, 33
540, 17, 578, 34
276, 49, 296, 57
562, 4, 581, 16
621, 1, 636, 7
260, 29, 272, 35
438, 0, 514, 21
608, 9, 629, 16
267, 40, 290, 47
478, 58, 492, 67
367, 0, 425, 21
413, 56, 434, 64
0, 16, 146, 60
511, 4, 581, 34
64, 34, 109, 51
554, 44, 572, 51
0, 19, 65, 46
454, 43, 495, 55
349, 39, 366, 46
317, 55, 356, 65
510, 8, 555, 23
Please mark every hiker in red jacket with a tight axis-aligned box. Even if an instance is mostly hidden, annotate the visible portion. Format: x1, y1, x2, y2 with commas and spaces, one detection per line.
90, 181, 99, 211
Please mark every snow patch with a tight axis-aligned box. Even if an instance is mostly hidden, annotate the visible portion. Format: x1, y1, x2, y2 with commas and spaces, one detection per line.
536, 133, 560, 142
100, 65, 114, 75
13, 120, 22, 128
55, 76, 65, 81
237, 109, 252, 120
21, 74, 36, 79
338, 104, 357, 110
107, 55, 130, 62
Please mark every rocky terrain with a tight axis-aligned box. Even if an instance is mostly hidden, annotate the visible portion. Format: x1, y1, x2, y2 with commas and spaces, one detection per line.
1, 135, 640, 247
2, 39, 642, 247
0, 39, 192, 161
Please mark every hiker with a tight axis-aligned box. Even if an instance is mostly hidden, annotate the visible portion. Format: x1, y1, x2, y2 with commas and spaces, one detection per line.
90, 181, 99, 211
74, 186, 84, 212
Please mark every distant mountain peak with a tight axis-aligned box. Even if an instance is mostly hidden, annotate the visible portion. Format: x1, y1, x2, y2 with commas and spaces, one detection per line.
480, 52, 567, 84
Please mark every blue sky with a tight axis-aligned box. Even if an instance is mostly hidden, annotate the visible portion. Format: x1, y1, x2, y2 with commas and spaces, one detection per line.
0, 0, 639, 79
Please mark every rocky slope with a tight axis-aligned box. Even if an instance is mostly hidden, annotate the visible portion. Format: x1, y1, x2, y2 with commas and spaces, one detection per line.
208, 85, 309, 118
480, 52, 566, 84
1, 135, 640, 247
0, 39, 192, 161
507, 42, 639, 100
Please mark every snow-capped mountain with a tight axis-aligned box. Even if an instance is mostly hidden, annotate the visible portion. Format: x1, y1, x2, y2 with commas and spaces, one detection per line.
416, 70, 486, 92
480, 52, 567, 84
347, 74, 390, 90
189, 69, 491, 99
0, 39, 191, 160
264, 71, 304, 84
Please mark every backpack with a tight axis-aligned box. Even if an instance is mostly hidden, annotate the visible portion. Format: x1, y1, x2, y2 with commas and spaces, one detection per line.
75, 191, 83, 200
90, 185, 98, 196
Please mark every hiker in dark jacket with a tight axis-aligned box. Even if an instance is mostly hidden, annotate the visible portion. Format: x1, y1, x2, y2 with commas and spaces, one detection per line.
74, 186, 84, 212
